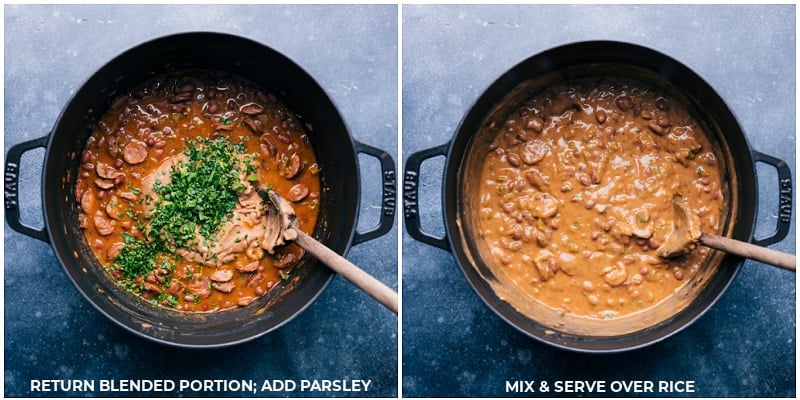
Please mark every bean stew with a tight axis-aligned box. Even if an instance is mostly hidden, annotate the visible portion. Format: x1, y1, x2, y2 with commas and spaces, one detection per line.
477, 78, 725, 320
75, 71, 321, 312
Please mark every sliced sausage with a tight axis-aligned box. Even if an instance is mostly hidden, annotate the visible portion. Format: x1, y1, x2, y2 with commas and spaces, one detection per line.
94, 178, 115, 190
287, 184, 309, 202
209, 269, 233, 282
273, 252, 298, 269
105, 197, 122, 220
212, 282, 235, 293
96, 162, 119, 179
280, 153, 302, 179
603, 264, 628, 286
122, 140, 148, 165
247, 272, 264, 288
93, 215, 115, 236
118, 191, 137, 201
106, 242, 125, 260
524, 168, 549, 191
243, 116, 263, 134
240, 103, 264, 115
237, 296, 255, 307
237, 261, 261, 273
260, 135, 278, 155
521, 139, 549, 165
187, 278, 211, 299
80, 190, 95, 213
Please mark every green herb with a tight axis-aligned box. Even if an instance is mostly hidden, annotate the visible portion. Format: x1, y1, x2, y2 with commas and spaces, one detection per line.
280, 271, 289, 280
695, 166, 705, 176
115, 233, 158, 280
113, 137, 257, 284
149, 137, 254, 249
220, 116, 231, 125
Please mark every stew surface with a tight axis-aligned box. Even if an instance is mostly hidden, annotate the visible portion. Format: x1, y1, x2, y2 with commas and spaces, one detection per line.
75, 71, 320, 312
477, 78, 725, 319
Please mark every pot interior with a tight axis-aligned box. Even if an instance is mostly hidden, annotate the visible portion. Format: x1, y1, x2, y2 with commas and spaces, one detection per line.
42, 33, 359, 347
452, 58, 747, 350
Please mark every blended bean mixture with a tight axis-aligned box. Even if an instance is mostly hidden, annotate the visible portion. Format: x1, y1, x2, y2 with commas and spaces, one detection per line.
478, 79, 725, 319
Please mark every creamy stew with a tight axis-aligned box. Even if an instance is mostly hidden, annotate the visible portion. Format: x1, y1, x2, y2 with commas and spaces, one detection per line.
75, 72, 320, 312
478, 79, 724, 319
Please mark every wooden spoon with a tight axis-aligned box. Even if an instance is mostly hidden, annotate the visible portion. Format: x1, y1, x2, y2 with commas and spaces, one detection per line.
263, 188, 398, 314
657, 195, 795, 271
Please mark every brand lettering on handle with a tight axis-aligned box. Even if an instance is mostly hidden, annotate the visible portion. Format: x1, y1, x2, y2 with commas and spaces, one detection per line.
403, 170, 418, 219
4, 163, 18, 209
779, 177, 792, 223
382, 170, 396, 216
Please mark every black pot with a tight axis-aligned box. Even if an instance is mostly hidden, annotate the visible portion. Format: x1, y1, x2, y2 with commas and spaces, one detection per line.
5, 32, 396, 348
404, 41, 793, 353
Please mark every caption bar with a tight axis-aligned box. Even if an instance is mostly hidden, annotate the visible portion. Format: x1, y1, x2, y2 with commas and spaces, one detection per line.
29, 379, 372, 394
506, 380, 695, 394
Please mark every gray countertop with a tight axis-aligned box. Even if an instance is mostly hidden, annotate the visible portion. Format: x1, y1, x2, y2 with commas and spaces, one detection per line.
402, 4, 795, 398
4, 4, 397, 398
5, 3, 797, 399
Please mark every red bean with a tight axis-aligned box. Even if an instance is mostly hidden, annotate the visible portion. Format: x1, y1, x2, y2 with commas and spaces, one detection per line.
208, 102, 219, 114
615, 95, 632, 111
595, 109, 607, 124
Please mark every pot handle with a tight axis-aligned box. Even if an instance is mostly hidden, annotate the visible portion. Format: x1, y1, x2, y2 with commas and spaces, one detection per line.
751, 150, 793, 247
351, 141, 396, 245
5, 136, 49, 243
403, 143, 450, 251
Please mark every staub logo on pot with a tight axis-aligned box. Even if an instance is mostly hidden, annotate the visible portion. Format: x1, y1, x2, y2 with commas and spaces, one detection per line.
4, 162, 18, 209
402, 170, 418, 219
780, 177, 792, 223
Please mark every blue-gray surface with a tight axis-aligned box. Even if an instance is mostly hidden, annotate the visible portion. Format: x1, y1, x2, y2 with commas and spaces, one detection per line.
5, 4, 397, 398
403, 4, 795, 398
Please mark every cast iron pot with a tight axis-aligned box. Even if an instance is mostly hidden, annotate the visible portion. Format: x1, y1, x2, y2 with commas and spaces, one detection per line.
404, 41, 793, 353
5, 32, 396, 348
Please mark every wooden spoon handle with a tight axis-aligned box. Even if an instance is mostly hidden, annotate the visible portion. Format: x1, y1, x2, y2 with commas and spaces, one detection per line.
700, 232, 796, 271
293, 229, 399, 314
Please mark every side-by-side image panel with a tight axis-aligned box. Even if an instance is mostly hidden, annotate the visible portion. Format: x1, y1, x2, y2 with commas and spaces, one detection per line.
5, 4, 398, 398
402, 4, 795, 398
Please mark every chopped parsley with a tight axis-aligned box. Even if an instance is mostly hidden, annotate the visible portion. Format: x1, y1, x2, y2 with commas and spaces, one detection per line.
149, 137, 255, 250
115, 233, 158, 280
113, 136, 257, 284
